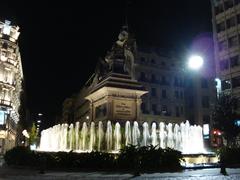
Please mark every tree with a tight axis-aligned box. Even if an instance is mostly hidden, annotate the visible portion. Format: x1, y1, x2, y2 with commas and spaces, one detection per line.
212, 94, 240, 147
29, 123, 38, 145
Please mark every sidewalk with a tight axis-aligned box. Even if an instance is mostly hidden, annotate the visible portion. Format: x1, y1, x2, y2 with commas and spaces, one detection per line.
0, 167, 240, 180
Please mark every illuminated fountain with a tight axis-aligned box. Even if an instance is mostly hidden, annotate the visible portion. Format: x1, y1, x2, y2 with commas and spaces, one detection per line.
39, 120, 206, 154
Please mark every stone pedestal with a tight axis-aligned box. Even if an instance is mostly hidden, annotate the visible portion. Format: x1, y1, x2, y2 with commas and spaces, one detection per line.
85, 73, 147, 124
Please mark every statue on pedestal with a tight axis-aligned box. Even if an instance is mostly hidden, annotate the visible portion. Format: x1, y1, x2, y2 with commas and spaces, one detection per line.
95, 26, 136, 81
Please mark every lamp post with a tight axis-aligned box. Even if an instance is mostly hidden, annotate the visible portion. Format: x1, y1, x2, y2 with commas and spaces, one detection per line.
187, 55, 204, 70
184, 54, 204, 125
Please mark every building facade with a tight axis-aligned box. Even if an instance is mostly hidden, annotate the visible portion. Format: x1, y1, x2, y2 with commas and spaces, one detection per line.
135, 48, 215, 127
0, 20, 23, 154
134, 48, 185, 124
211, 0, 240, 96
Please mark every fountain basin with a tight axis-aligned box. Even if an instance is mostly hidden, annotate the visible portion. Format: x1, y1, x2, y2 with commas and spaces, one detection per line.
182, 153, 219, 168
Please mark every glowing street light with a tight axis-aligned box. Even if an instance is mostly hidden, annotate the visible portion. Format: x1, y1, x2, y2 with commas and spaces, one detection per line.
187, 55, 204, 70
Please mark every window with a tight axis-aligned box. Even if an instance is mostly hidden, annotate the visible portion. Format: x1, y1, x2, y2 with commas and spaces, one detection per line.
217, 22, 225, 33
224, 0, 234, 10
180, 91, 183, 99
175, 90, 179, 99
161, 75, 167, 85
176, 106, 180, 117
151, 59, 155, 64
140, 57, 145, 62
232, 76, 240, 88
230, 55, 239, 67
202, 96, 210, 108
180, 106, 184, 114
218, 40, 227, 51
226, 16, 236, 28
237, 14, 240, 24
228, 35, 238, 48
201, 78, 208, 88
139, 72, 146, 81
162, 89, 167, 98
151, 88, 156, 97
215, 3, 224, 15
151, 74, 156, 83
188, 96, 194, 108
152, 104, 157, 114
161, 105, 167, 114
219, 59, 229, 71
141, 103, 147, 113
174, 77, 179, 86
179, 78, 183, 87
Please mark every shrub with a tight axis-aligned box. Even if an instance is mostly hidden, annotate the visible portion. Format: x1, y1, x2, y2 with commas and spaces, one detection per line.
219, 147, 240, 166
4, 146, 183, 172
4, 146, 37, 166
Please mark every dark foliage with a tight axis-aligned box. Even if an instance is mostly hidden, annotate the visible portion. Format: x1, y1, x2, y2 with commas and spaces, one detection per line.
212, 94, 240, 147
219, 147, 240, 166
118, 145, 183, 172
4, 146, 37, 166
4, 146, 183, 172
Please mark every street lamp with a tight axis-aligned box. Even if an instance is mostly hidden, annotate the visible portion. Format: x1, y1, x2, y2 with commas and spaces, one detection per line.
187, 55, 204, 70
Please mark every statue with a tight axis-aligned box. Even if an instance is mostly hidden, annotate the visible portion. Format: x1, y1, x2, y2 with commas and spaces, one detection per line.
94, 26, 136, 81
95, 57, 110, 81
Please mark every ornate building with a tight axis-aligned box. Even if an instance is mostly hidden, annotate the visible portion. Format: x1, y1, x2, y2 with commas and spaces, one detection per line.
0, 20, 23, 154
134, 48, 185, 124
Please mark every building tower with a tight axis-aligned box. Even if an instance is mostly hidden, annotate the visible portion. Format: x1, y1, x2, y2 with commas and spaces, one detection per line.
211, 0, 240, 96
0, 20, 23, 154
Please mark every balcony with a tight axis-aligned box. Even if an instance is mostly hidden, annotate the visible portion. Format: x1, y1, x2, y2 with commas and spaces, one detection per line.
0, 99, 12, 108
0, 80, 15, 89
0, 57, 17, 68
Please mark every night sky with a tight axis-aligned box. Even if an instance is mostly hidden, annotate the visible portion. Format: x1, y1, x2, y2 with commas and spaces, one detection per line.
0, 1, 213, 127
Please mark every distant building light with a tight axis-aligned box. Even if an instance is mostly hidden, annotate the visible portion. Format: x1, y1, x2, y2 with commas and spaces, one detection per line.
38, 113, 43, 116
215, 78, 222, 97
37, 120, 41, 123
212, 129, 221, 136
203, 124, 210, 136
234, 120, 240, 127
30, 144, 36, 150
22, 129, 29, 138
86, 116, 89, 120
